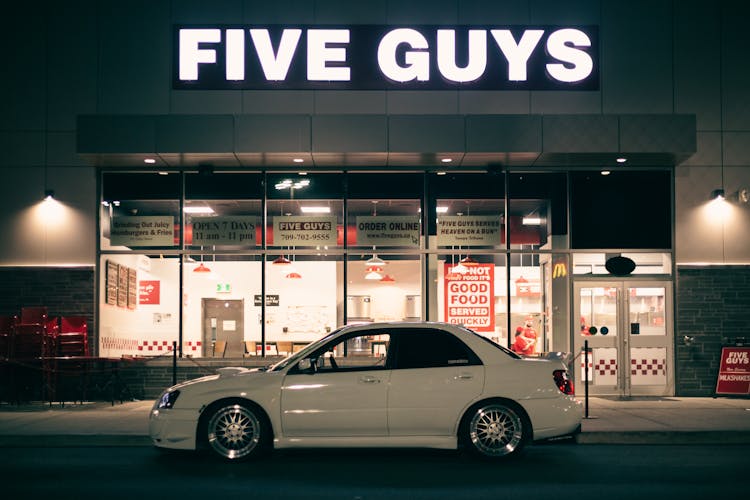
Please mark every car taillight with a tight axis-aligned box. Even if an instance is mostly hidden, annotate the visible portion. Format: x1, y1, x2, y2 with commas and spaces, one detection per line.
553, 369, 575, 395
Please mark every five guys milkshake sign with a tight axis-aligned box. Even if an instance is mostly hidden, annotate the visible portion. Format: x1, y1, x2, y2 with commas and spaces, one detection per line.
175, 25, 598, 90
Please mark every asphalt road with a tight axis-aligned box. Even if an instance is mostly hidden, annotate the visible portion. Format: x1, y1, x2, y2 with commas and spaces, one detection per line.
1, 444, 745, 499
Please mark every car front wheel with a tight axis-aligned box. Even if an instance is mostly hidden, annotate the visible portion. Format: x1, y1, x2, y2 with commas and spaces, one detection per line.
205, 402, 268, 460
462, 402, 528, 459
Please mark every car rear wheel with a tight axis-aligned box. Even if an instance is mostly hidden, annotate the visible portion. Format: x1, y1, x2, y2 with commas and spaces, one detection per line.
205, 402, 268, 460
462, 402, 528, 459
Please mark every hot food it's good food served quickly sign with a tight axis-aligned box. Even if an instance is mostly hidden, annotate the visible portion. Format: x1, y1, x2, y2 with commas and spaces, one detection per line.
174, 25, 598, 90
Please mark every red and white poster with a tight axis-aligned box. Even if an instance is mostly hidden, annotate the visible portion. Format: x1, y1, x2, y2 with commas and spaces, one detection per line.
443, 262, 494, 332
715, 347, 750, 395
139, 280, 160, 305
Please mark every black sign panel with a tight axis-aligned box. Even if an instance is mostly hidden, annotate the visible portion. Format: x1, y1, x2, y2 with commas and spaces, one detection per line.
173, 25, 599, 91
254, 294, 279, 307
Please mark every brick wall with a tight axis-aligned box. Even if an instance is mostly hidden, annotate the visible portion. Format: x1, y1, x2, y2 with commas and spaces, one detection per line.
0, 267, 95, 352
676, 266, 750, 396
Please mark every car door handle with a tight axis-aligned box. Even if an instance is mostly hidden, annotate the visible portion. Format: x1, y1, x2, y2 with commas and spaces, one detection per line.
359, 376, 380, 384
455, 373, 473, 380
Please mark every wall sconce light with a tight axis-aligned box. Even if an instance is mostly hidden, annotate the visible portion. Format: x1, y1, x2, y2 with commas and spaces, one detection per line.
44, 189, 55, 201
738, 188, 749, 204
711, 189, 725, 201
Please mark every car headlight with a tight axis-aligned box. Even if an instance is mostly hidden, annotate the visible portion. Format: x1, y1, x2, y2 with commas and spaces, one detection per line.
157, 390, 180, 409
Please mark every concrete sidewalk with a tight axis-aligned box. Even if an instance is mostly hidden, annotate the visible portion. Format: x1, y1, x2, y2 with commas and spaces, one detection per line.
0, 396, 748, 447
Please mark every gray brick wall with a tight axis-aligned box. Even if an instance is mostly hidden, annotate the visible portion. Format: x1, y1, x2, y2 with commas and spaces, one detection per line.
676, 266, 750, 396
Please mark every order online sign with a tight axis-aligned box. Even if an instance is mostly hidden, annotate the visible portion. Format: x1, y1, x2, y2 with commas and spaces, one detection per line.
715, 347, 750, 395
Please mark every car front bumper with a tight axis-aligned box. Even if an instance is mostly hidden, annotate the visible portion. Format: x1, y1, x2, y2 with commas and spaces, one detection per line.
149, 408, 199, 450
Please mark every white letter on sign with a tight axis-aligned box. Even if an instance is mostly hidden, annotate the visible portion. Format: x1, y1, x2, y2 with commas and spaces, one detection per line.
437, 29, 487, 83
546, 28, 593, 83
179, 29, 221, 81
377, 28, 430, 82
490, 29, 544, 81
307, 29, 351, 81
226, 29, 245, 80
250, 29, 302, 81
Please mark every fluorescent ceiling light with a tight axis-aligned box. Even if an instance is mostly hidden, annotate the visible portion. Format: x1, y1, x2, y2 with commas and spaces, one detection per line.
144, 158, 156, 164
441, 158, 452, 163
275, 178, 310, 190
184, 206, 215, 214
300, 206, 330, 214
522, 217, 542, 225
616, 157, 627, 163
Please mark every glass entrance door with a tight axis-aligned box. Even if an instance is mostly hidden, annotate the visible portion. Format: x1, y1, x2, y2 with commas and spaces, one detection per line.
573, 281, 673, 397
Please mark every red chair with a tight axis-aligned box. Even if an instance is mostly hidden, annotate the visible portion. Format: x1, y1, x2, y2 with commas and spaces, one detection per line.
58, 316, 89, 357
20, 306, 49, 327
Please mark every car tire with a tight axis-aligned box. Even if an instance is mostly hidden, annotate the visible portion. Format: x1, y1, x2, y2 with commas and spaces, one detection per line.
460, 401, 529, 459
203, 401, 270, 461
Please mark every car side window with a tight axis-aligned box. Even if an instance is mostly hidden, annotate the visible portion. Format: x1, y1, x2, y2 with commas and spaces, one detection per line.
298, 332, 391, 373
393, 330, 481, 369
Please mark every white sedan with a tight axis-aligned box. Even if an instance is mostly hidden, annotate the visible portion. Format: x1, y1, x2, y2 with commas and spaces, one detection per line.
150, 322, 581, 460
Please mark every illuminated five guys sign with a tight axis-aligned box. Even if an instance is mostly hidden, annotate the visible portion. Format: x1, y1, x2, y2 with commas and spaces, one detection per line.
174, 25, 598, 90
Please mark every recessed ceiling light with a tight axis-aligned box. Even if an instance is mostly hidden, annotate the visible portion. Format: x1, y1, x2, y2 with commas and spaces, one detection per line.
437, 171, 447, 176
441, 158, 452, 163
436, 206, 449, 214
144, 158, 156, 164
601, 170, 611, 176
293, 158, 304, 163
616, 157, 627, 163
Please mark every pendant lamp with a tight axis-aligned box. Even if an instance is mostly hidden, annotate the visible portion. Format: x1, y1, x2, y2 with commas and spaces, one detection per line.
193, 262, 211, 273
273, 255, 292, 265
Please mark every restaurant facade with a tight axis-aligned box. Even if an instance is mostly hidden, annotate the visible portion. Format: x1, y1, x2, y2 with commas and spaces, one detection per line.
1, 0, 749, 398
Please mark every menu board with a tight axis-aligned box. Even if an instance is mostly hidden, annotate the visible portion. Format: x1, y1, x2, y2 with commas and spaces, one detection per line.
106, 259, 138, 310
106, 260, 118, 305
127, 268, 138, 309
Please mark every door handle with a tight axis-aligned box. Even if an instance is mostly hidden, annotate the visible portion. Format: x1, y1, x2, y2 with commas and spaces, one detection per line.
359, 376, 380, 384
455, 373, 473, 380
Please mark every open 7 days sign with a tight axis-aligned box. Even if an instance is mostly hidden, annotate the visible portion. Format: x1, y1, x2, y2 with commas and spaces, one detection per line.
175, 25, 598, 90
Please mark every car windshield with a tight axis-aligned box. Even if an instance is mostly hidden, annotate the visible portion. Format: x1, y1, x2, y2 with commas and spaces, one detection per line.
267, 327, 345, 372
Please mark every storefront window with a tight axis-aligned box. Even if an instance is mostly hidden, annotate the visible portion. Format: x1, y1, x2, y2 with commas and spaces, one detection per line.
183, 255, 262, 358
347, 254, 422, 324
100, 172, 181, 251
509, 173, 567, 249
99, 254, 180, 358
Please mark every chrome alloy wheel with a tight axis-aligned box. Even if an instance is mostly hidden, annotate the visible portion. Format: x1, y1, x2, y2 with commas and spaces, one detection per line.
468, 404, 524, 457
207, 404, 262, 460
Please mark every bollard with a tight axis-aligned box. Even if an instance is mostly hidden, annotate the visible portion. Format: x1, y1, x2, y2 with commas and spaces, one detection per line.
584, 340, 589, 418
172, 341, 177, 386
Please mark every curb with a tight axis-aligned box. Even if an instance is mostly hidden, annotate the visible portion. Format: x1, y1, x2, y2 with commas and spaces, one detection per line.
577, 431, 750, 445
0, 435, 152, 447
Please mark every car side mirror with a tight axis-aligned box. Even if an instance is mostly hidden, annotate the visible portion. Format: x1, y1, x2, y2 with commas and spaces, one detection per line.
297, 358, 315, 373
